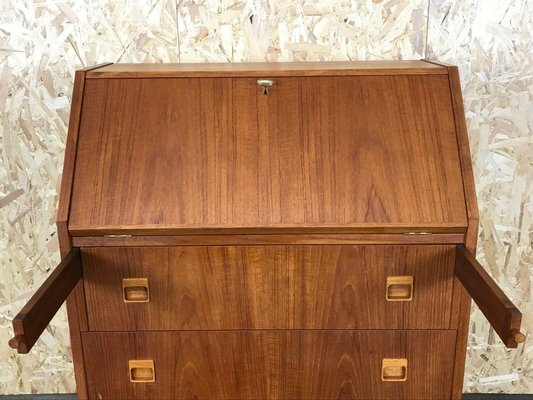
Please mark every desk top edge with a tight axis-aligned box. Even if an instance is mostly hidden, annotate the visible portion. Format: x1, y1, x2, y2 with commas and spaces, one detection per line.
86, 61, 449, 78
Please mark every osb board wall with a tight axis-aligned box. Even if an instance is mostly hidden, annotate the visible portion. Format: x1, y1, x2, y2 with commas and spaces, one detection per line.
0, 0, 531, 394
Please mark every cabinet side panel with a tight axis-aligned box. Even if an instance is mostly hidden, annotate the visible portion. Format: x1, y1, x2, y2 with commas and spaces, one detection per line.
447, 68, 480, 240
58, 64, 112, 399
446, 66, 479, 400
57, 70, 89, 400
57, 62, 113, 224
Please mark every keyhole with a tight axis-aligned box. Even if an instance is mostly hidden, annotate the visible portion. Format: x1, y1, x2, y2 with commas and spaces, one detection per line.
257, 79, 274, 96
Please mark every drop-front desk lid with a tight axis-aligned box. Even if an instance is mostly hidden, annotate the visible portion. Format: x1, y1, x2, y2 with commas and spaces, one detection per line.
67, 61, 467, 236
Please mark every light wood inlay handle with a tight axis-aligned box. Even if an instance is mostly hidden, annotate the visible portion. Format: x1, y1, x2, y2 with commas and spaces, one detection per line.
122, 278, 150, 303
381, 358, 408, 382
386, 276, 413, 301
129, 360, 155, 383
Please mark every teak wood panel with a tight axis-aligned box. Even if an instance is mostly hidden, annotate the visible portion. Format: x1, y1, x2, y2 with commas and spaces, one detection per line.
57, 63, 113, 400
82, 330, 457, 400
10, 249, 82, 353
69, 75, 466, 235
455, 245, 523, 347
82, 245, 457, 330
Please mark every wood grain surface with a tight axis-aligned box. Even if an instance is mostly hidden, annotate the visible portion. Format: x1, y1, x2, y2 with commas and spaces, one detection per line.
71, 232, 465, 247
57, 64, 113, 399
10, 248, 82, 354
82, 330, 457, 400
86, 61, 447, 78
445, 65, 480, 399
455, 245, 523, 348
69, 75, 466, 235
82, 245, 457, 330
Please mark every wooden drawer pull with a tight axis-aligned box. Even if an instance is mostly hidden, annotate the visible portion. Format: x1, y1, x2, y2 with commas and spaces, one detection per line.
129, 360, 155, 383
123, 278, 150, 302
381, 358, 408, 382
386, 276, 413, 301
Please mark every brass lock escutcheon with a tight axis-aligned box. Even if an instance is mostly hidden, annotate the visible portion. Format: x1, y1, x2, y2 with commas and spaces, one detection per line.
257, 79, 274, 95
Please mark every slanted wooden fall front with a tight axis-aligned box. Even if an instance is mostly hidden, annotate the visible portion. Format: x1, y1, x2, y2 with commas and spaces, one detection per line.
10, 61, 524, 400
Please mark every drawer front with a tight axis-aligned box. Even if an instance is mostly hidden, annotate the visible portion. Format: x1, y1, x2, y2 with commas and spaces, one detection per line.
83, 245, 456, 330
82, 330, 456, 400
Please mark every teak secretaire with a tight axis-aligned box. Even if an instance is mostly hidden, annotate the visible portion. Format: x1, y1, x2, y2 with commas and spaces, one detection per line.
10, 61, 524, 400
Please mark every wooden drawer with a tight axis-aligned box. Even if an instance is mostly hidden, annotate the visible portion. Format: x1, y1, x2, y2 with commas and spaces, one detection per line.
82, 329, 456, 400
83, 245, 456, 330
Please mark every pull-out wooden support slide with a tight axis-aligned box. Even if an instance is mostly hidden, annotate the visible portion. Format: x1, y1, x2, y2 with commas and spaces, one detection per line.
9, 248, 82, 354
455, 245, 525, 348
